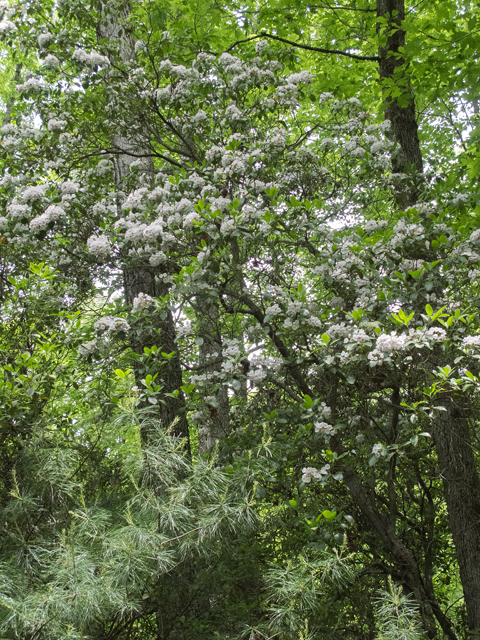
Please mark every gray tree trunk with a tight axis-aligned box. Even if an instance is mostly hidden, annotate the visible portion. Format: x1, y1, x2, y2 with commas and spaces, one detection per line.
98, 0, 188, 444
432, 398, 480, 634
196, 297, 230, 455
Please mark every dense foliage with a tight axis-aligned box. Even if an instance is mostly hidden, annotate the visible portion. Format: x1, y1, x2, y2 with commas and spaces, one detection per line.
1, 0, 480, 639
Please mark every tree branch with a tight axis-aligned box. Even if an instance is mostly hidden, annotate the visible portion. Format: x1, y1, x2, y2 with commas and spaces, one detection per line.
224, 32, 380, 62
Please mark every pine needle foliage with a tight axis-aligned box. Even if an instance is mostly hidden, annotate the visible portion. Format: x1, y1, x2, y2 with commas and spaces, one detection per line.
0, 417, 258, 640
375, 577, 426, 640
264, 544, 356, 639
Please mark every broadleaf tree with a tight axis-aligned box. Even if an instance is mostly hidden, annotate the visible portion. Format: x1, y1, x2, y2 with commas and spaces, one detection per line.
1, 0, 480, 638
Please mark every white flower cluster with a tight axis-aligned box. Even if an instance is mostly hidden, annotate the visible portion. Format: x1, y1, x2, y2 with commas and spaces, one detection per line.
29, 205, 63, 232
372, 443, 385, 457
150, 250, 167, 267
132, 292, 155, 313
87, 235, 111, 258
463, 335, 480, 349
223, 339, 241, 357
469, 229, 480, 243
319, 403, 332, 421
6, 202, 28, 219
287, 71, 313, 85
302, 464, 330, 483
327, 323, 349, 338
43, 54, 60, 69
47, 118, 66, 132
16, 78, 46, 92
349, 329, 372, 345
21, 185, 47, 202
38, 32, 53, 48
367, 331, 407, 365
0, 19, 15, 34
72, 49, 110, 67
376, 331, 408, 353
265, 303, 282, 317
94, 316, 130, 333
423, 327, 446, 342
60, 180, 79, 194
248, 368, 268, 383
389, 219, 425, 249
314, 421, 336, 436
78, 340, 97, 357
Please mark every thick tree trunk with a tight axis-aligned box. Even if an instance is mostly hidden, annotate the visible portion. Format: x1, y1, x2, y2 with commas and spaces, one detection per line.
432, 397, 480, 634
99, 1, 188, 445
123, 269, 189, 442
376, 0, 423, 207
196, 297, 230, 455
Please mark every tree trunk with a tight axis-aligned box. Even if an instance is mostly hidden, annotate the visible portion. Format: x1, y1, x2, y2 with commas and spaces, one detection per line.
376, 0, 423, 207
333, 447, 446, 639
99, 1, 188, 445
196, 297, 230, 455
432, 397, 480, 634
123, 269, 189, 442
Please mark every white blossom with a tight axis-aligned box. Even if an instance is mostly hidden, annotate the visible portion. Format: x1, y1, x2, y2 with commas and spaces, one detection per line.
372, 443, 384, 457
463, 335, 480, 349
424, 327, 446, 343
47, 118, 66, 132
94, 316, 130, 332
314, 421, 336, 436
87, 235, 111, 258
16, 78, 46, 92
265, 303, 282, 317
73, 48, 110, 66
44, 54, 60, 69
21, 185, 47, 202
78, 340, 97, 357
6, 202, 28, 218
0, 19, 15, 34
287, 71, 313, 85
60, 180, 79, 194
302, 464, 330, 483
248, 368, 267, 383
132, 292, 155, 312
150, 251, 167, 266
220, 217, 236, 234
376, 331, 408, 352
38, 32, 52, 48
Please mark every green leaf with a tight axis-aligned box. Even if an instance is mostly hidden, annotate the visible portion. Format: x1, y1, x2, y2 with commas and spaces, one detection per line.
303, 394, 313, 407
322, 510, 336, 520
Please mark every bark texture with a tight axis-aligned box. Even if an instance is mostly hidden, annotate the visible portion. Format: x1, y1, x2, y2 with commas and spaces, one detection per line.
123, 269, 189, 441
432, 398, 480, 634
99, 1, 188, 444
196, 298, 230, 455
376, 0, 423, 206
